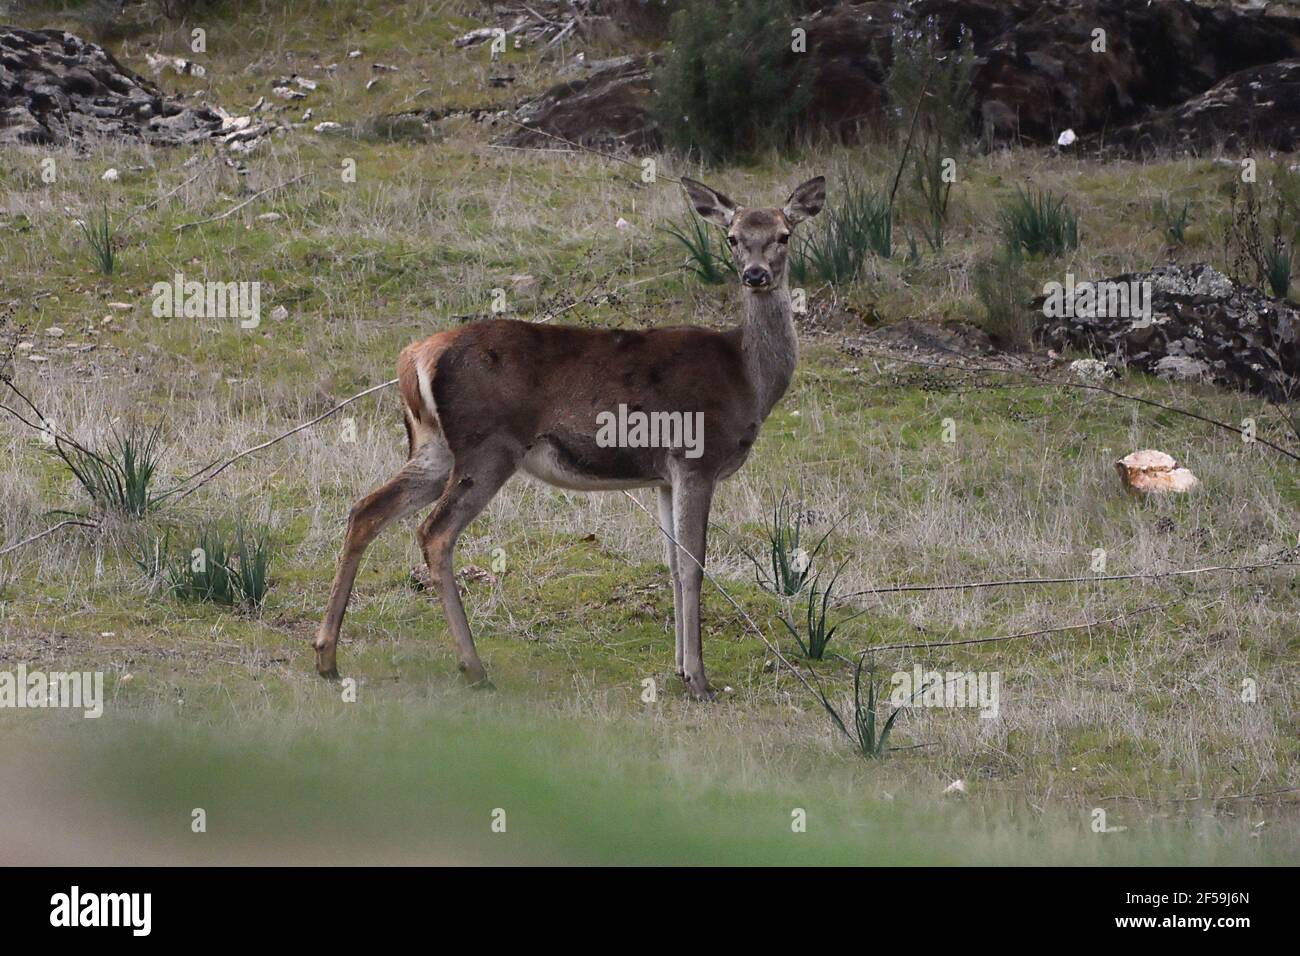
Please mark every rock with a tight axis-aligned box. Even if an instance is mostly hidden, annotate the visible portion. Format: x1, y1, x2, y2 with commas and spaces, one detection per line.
1112, 59, 1300, 155
1115, 450, 1199, 495
100, 168, 119, 182
0, 27, 243, 148
1037, 263, 1300, 401
1068, 358, 1115, 382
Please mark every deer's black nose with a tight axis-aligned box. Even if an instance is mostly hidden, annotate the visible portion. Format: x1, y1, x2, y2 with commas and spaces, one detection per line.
742, 267, 770, 287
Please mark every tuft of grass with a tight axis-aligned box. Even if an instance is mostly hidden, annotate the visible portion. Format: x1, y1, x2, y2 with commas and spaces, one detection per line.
815, 653, 930, 759
76, 202, 116, 275
169, 525, 237, 606
1155, 196, 1191, 245
663, 213, 735, 284
779, 561, 850, 660
1000, 188, 1079, 257
794, 180, 891, 285
56, 425, 164, 519
1264, 239, 1292, 299
232, 524, 271, 609
746, 490, 833, 596
166, 523, 272, 609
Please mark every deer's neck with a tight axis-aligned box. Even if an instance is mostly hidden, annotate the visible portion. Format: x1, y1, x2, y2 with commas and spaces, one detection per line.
740, 284, 798, 418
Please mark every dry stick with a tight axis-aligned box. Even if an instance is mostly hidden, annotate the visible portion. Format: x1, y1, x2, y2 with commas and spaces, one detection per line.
122, 168, 206, 230
887, 67, 935, 217
173, 173, 306, 232
166, 378, 399, 504
0, 519, 98, 558
861, 601, 1176, 653
836, 557, 1296, 602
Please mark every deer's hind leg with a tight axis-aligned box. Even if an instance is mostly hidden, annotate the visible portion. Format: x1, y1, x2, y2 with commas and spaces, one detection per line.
315, 438, 451, 678
416, 440, 521, 688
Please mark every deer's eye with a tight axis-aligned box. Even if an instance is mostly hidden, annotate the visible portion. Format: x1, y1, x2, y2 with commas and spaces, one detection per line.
777, 234, 790, 245
727, 236, 738, 247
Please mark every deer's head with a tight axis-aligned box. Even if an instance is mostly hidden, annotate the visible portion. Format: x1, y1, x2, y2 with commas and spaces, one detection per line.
681, 176, 825, 292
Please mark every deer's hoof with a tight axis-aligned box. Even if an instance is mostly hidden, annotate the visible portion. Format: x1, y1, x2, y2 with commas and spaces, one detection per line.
683, 675, 716, 702
458, 661, 494, 690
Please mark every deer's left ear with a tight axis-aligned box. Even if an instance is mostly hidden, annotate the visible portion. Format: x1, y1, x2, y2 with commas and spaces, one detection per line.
783, 176, 826, 226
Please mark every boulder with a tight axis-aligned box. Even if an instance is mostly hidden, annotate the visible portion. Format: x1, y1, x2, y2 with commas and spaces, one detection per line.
1036, 263, 1300, 401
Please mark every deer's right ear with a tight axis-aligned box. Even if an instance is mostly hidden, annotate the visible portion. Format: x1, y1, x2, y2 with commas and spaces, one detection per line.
681, 178, 737, 227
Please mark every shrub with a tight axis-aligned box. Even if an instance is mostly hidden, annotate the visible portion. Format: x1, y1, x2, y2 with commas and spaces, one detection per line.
56, 425, 165, 519
972, 248, 1034, 349
886, 25, 976, 251
794, 180, 892, 285
1000, 188, 1079, 257
654, 0, 809, 164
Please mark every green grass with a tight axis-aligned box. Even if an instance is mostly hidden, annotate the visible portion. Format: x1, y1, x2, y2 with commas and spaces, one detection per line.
0, 0, 1297, 865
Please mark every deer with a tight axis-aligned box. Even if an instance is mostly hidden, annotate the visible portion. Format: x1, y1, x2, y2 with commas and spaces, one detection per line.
313, 175, 825, 699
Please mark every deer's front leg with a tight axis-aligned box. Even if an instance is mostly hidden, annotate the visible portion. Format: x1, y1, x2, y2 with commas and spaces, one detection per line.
672, 476, 715, 700
657, 485, 684, 677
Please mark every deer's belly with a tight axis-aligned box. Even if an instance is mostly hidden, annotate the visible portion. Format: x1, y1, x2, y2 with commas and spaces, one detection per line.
520, 439, 665, 492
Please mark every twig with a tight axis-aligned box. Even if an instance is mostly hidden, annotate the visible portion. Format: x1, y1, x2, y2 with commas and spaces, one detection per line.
173, 173, 307, 232
165, 378, 399, 503
0, 519, 98, 558
837, 558, 1296, 602
859, 601, 1176, 653
888, 66, 934, 216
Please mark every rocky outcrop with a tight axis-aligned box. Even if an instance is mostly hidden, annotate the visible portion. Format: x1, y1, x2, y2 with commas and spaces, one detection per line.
1037, 263, 1300, 401
1111, 59, 1300, 155
493, 0, 1300, 156
0, 27, 228, 146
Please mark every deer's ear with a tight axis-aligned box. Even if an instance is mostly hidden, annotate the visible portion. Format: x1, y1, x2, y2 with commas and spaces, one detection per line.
783, 176, 826, 226
681, 177, 737, 227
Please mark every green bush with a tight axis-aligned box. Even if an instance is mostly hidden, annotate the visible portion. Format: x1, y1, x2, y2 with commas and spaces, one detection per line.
972, 248, 1034, 349
654, 0, 809, 164
56, 425, 165, 518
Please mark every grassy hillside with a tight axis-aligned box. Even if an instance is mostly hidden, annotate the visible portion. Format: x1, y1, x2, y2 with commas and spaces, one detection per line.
0, 0, 1297, 864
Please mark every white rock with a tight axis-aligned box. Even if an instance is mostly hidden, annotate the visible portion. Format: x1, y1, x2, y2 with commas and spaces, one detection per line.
1057, 128, 1077, 147
943, 779, 966, 795
270, 305, 289, 322
1069, 358, 1115, 382
44, 326, 65, 337
101, 168, 119, 182
313, 121, 343, 133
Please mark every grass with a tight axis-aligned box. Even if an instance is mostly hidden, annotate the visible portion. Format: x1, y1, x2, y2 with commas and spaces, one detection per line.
76, 201, 116, 275
663, 212, 734, 284
55, 425, 165, 518
793, 179, 891, 285
1001, 188, 1081, 258
0, 0, 1297, 864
